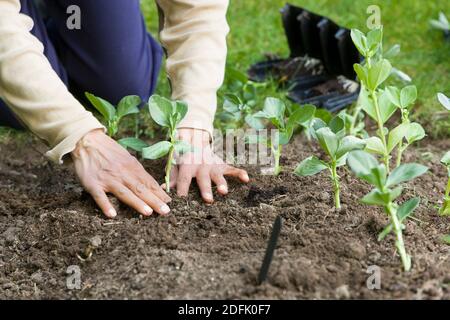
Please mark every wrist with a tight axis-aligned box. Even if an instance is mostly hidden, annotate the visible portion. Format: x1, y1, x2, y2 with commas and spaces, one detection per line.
71, 129, 105, 158
177, 128, 211, 147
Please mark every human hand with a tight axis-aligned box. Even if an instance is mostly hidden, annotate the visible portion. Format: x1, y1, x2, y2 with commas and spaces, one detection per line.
71, 129, 171, 218
162, 128, 249, 203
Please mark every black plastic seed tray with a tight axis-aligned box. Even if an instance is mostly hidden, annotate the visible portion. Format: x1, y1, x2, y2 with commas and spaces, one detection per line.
247, 3, 362, 112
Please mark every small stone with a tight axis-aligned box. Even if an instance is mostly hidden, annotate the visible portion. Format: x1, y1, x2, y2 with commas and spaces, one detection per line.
3, 227, 19, 244
139, 239, 146, 245
89, 235, 102, 248
335, 285, 351, 299
344, 241, 366, 260
31, 271, 44, 284
319, 192, 330, 202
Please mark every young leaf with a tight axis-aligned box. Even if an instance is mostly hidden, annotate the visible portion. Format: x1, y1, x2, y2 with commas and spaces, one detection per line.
437, 93, 450, 111
294, 156, 329, 176
148, 95, 173, 127
347, 150, 379, 177
400, 85, 417, 109
385, 86, 401, 108
442, 151, 450, 166
223, 99, 240, 113
361, 189, 388, 206
386, 163, 428, 187
367, 59, 392, 91
354, 64, 368, 85
336, 136, 366, 159
262, 97, 285, 125
85, 92, 116, 121
118, 137, 149, 152
387, 123, 408, 153
116, 95, 140, 119
350, 29, 368, 56
293, 104, 316, 124
142, 141, 172, 160
378, 90, 398, 124
384, 44, 401, 59
329, 116, 345, 134
245, 114, 265, 130
172, 100, 188, 128
315, 127, 338, 158
367, 28, 383, 55
364, 136, 385, 155
378, 197, 420, 241
405, 122, 425, 144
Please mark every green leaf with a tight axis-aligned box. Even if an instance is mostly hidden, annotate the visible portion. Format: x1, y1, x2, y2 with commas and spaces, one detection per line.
116, 95, 140, 119
441, 151, 450, 166
294, 156, 329, 176
378, 89, 398, 124
173, 140, 192, 155
405, 122, 425, 144
336, 136, 366, 159
350, 29, 367, 56
118, 137, 149, 152
367, 59, 392, 91
387, 123, 408, 153
354, 64, 368, 85
442, 235, 450, 245
359, 87, 377, 121
245, 114, 265, 130
385, 86, 401, 108
223, 99, 240, 113
378, 197, 420, 241
329, 115, 345, 134
364, 137, 385, 155
85, 92, 116, 121
148, 95, 173, 127
437, 93, 450, 111
361, 189, 388, 206
400, 85, 417, 109
263, 97, 285, 123
173, 100, 188, 126
142, 141, 172, 160
366, 28, 383, 55
292, 104, 316, 124
347, 150, 379, 177
397, 197, 420, 221
386, 163, 429, 187
315, 127, 338, 158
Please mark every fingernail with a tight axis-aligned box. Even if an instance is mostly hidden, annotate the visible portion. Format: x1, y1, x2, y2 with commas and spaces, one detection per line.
160, 204, 170, 214
243, 173, 249, 182
204, 192, 213, 201
108, 208, 117, 218
144, 205, 153, 215
218, 185, 228, 194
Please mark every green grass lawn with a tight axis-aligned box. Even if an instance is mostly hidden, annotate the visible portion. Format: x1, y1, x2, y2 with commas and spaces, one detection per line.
1, 1, 448, 141
142, 0, 450, 137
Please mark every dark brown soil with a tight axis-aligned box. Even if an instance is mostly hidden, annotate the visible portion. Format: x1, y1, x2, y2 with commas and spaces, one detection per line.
1, 134, 449, 300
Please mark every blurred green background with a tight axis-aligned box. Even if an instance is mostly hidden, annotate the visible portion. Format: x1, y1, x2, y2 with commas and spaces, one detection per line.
1, 0, 448, 140
142, 0, 450, 137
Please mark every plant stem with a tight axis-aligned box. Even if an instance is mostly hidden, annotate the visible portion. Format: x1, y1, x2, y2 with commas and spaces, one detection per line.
272, 144, 282, 176
396, 143, 406, 168
440, 178, 450, 216
370, 90, 390, 173
165, 146, 175, 193
386, 202, 411, 271
330, 163, 341, 209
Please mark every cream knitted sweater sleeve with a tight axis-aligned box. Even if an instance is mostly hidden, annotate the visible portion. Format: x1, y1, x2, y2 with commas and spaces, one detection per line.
157, 0, 229, 136
0, 0, 104, 163
0, 0, 229, 163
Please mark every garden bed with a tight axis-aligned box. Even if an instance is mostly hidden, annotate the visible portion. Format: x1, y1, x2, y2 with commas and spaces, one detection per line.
0, 134, 449, 299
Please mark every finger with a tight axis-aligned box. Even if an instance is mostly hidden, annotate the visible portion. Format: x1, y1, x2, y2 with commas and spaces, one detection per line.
127, 181, 171, 215
87, 187, 117, 219
197, 170, 213, 203
140, 174, 172, 203
176, 165, 193, 197
110, 184, 154, 216
224, 166, 250, 183
161, 166, 178, 190
211, 172, 228, 195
